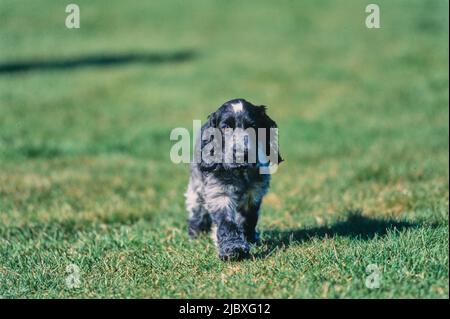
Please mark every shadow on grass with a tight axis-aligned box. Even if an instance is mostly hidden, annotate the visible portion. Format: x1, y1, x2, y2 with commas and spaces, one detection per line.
0, 50, 196, 74
255, 211, 425, 259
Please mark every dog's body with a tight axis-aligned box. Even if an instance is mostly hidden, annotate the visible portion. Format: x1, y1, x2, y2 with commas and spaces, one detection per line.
185, 98, 282, 260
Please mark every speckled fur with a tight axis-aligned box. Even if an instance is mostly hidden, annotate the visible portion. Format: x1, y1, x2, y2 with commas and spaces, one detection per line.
185, 98, 282, 261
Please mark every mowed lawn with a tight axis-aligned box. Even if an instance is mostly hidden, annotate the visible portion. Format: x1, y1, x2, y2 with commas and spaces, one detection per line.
0, 0, 448, 298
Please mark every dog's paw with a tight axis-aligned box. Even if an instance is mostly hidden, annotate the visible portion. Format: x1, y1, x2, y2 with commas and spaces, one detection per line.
219, 240, 250, 261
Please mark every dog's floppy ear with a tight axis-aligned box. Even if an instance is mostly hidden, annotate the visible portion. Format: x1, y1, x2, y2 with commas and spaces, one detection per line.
197, 111, 222, 171
206, 110, 218, 127
258, 105, 283, 164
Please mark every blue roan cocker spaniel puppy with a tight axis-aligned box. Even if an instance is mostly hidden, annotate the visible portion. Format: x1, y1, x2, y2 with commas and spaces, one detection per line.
185, 98, 283, 261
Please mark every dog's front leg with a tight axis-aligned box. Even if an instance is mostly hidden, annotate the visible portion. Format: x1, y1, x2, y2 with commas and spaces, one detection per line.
205, 196, 250, 261
186, 178, 212, 239
214, 209, 251, 261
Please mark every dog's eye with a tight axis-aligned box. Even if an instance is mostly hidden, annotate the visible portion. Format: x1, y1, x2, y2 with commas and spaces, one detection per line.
220, 119, 235, 129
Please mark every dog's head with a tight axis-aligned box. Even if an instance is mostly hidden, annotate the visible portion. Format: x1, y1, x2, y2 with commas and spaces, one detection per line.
198, 98, 283, 172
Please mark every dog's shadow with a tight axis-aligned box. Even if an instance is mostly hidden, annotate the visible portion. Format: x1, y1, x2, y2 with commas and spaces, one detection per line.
254, 211, 430, 259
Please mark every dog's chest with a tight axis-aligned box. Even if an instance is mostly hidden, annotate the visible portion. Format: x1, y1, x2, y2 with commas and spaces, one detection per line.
203, 169, 270, 211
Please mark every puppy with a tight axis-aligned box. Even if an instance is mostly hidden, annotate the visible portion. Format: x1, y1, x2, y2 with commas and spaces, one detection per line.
185, 98, 283, 261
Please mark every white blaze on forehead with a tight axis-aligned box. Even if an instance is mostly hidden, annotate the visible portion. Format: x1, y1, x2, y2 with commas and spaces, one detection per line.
231, 101, 243, 113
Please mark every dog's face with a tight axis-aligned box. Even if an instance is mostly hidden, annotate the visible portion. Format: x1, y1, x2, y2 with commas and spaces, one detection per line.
199, 98, 283, 171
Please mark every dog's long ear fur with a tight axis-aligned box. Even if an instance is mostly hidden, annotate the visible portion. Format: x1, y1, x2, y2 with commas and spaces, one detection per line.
258, 105, 283, 164
197, 111, 221, 171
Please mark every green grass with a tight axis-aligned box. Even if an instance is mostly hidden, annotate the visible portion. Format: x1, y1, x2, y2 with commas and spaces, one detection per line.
0, 0, 448, 298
